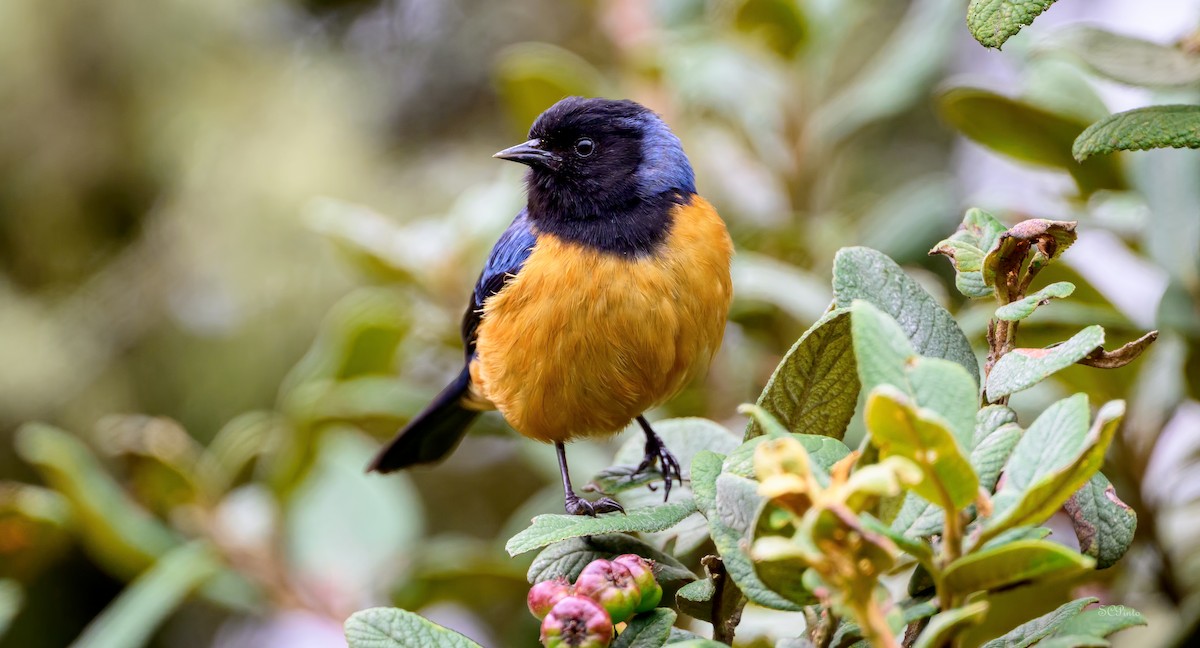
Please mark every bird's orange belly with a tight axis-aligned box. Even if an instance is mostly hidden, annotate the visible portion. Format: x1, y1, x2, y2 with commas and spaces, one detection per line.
469, 197, 733, 443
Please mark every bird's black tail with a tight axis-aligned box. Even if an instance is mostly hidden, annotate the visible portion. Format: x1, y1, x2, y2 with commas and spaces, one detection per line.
367, 367, 480, 473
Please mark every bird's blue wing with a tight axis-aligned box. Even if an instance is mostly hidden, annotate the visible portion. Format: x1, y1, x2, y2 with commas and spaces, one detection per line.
462, 209, 538, 357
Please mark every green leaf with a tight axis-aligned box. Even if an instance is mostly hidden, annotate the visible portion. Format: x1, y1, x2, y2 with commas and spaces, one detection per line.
980, 598, 1097, 648
15, 423, 180, 577
980, 526, 1052, 551
830, 598, 939, 647
505, 498, 698, 556
975, 405, 1018, 446
344, 607, 483, 648
907, 356, 979, 451
71, 542, 221, 648
931, 208, 1008, 299
967, 0, 1061, 49
1074, 105, 1200, 161
1033, 636, 1110, 648
983, 398, 1123, 543
972, 423, 1023, 492
1063, 472, 1136, 569
913, 601, 989, 648
986, 326, 1105, 399
0, 580, 23, 641
850, 300, 917, 394
891, 419, 1020, 539
746, 309, 858, 441
936, 87, 1126, 195
834, 247, 979, 383
527, 534, 695, 585
725, 433, 851, 482
666, 639, 728, 648
996, 282, 1076, 321
675, 578, 717, 622
942, 539, 1094, 595
587, 466, 665, 496
1054, 606, 1146, 638
864, 386, 979, 511
1047, 26, 1200, 88
612, 609, 677, 648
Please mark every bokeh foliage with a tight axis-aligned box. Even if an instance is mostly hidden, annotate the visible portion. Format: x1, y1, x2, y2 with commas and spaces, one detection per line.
1, 0, 1199, 647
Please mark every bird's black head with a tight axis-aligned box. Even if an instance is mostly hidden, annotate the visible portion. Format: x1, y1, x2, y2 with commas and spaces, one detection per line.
494, 97, 696, 256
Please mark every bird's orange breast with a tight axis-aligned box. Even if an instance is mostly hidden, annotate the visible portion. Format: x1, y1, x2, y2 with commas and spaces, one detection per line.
468, 196, 733, 443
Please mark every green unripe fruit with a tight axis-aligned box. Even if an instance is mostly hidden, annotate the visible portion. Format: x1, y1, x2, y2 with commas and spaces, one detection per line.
612, 554, 662, 612
573, 559, 641, 624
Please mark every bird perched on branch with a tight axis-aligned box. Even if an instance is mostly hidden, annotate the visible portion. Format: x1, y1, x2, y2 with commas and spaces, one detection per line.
368, 97, 733, 516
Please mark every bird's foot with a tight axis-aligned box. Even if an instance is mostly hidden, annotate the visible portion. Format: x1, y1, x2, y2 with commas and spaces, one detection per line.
635, 432, 683, 502
564, 493, 625, 517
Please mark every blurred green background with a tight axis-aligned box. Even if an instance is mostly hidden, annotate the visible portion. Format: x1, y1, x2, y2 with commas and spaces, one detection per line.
2, 0, 1199, 646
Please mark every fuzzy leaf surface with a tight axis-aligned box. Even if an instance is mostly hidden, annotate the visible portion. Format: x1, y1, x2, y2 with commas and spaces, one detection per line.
344, 608, 483, 648
987, 326, 1105, 399
746, 309, 858, 440
1074, 105, 1200, 161
1063, 472, 1137, 569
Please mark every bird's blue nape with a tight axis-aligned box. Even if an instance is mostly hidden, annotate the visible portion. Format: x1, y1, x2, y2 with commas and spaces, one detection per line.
624, 112, 696, 199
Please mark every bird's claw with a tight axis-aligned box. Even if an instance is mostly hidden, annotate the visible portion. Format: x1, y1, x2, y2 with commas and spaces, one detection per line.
564, 494, 626, 517
636, 436, 683, 503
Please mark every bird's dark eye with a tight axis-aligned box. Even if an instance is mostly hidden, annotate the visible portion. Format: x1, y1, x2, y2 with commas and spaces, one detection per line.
574, 138, 595, 157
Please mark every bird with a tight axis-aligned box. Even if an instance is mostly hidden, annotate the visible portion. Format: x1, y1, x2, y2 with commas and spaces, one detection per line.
367, 97, 733, 516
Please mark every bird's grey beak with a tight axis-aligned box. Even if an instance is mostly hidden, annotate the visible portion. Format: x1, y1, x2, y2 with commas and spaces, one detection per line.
493, 139, 559, 168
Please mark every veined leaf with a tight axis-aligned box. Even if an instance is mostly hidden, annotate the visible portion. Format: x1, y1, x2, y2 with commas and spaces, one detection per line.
968, 0, 1061, 49
980, 598, 1096, 648
1053, 606, 1146, 639
913, 602, 989, 648
527, 534, 695, 585
835, 247, 979, 383
850, 300, 917, 394
982, 399, 1124, 544
612, 609, 676, 648
746, 309, 858, 441
986, 326, 1105, 399
931, 208, 1009, 299
1074, 105, 1200, 161
864, 386, 978, 511
1033, 635, 1109, 648
344, 607, 483, 648
942, 539, 1094, 595
995, 282, 1076, 321
1063, 472, 1136, 569
505, 499, 697, 556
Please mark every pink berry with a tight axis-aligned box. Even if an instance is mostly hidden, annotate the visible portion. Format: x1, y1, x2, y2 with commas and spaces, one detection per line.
528, 577, 572, 620
573, 559, 641, 624
540, 595, 613, 648
612, 554, 663, 612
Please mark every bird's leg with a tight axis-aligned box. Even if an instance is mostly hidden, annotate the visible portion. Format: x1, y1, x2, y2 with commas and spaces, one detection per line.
557, 442, 624, 516
634, 416, 683, 502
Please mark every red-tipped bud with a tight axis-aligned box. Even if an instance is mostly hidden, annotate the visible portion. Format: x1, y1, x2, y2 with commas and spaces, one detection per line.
611, 554, 663, 612
573, 559, 640, 624
528, 577, 573, 620
540, 595, 613, 648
